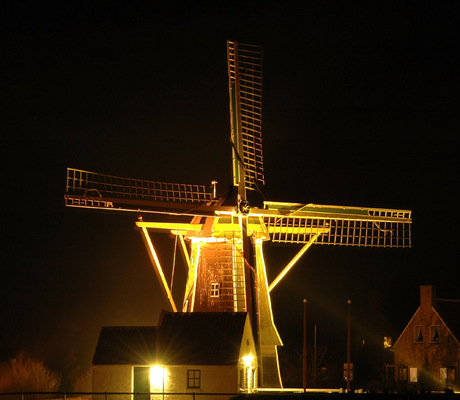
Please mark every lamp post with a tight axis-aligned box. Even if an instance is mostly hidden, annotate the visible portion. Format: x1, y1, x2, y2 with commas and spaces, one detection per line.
313, 324, 317, 388
303, 298, 307, 392
347, 299, 351, 393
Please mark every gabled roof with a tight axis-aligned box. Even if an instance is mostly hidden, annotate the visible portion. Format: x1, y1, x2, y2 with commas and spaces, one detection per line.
157, 312, 248, 365
393, 306, 420, 348
394, 297, 460, 348
436, 299, 460, 343
93, 326, 158, 365
93, 311, 248, 366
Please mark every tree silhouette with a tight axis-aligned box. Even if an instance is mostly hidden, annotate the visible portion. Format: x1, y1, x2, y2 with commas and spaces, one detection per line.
0, 352, 61, 393
278, 343, 341, 388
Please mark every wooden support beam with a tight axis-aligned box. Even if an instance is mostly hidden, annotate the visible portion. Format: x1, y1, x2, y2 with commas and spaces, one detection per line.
138, 226, 177, 312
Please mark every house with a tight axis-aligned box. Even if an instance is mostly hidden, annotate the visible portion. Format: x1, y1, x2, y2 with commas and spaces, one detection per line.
391, 285, 460, 391
92, 311, 258, 400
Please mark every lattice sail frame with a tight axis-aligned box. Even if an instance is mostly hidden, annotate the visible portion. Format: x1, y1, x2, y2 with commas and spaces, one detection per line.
65, 168, 212, 210
227, 41, 264, 191
262, 202, 412, 248
65, 168, 412, 248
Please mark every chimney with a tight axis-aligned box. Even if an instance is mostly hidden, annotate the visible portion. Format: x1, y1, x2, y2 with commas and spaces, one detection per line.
420, 285, 437, 310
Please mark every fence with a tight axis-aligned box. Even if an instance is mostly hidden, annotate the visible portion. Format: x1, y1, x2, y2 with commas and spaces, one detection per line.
0, 392, 241, 400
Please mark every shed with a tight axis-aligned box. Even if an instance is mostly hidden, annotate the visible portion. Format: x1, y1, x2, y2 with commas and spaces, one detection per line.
92, 311, 257, 400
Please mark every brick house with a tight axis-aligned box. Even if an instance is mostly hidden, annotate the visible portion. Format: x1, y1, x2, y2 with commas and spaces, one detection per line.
392, 285, 460, 391
92, 311, 258, 400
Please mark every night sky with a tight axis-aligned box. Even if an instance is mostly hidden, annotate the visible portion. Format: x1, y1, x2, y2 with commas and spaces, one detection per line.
2, 1, 459, 384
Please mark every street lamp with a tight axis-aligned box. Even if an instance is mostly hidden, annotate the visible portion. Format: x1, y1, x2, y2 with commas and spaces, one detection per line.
303, 298, 307, 393
150, 365, 165, 400
346, 299, 351, 393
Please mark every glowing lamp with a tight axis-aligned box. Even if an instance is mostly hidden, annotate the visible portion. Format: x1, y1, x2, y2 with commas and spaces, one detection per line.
242, 355, 254, 367
150, 365, 164, 391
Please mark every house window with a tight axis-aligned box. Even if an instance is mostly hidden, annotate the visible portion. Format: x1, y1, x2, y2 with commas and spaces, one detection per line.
440, 367, 447, 380
430, 325, 440, 343
414, 326, 424, 343
441, 367, 457, 382
210, 282, 220, 297
410, 367, 418, 383
398, 367, 408, 383
187, 369, 201, 388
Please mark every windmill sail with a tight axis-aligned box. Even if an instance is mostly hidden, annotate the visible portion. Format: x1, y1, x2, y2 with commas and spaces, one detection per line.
262, 202, 412, 248
65, 168, 214, 215
227, 41, 264, 193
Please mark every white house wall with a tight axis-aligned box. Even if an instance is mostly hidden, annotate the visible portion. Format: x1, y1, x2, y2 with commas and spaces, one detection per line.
93, 364, 239, 400
93, 364, 132, 400
164, 365, 238, 399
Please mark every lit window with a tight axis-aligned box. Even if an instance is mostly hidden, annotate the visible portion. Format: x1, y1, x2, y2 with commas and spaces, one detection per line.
410, 367, 418, 382
430, 326, 440, 343
210, 282, 220, 297
187, 369, 201, 388
440, 367, 457, 382
440, 367, 447, 380
414, 326, 424, 343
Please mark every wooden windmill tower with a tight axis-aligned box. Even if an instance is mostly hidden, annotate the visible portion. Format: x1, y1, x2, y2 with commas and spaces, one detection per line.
65, 41, 412, 388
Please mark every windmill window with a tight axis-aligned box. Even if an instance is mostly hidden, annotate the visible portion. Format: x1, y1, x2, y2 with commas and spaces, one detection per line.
187, 369, 201, 388
430, 325, 440, 343
414, 326, 424, 343
210, 282, 220, 297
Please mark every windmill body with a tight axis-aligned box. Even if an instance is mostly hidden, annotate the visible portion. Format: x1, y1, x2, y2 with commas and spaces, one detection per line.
65, 41, 412, 389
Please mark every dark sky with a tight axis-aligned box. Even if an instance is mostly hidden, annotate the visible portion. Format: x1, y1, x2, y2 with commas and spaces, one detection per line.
2, 1, 459, 381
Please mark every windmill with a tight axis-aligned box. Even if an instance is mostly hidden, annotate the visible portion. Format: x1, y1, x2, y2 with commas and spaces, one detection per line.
65, 41, 412, 388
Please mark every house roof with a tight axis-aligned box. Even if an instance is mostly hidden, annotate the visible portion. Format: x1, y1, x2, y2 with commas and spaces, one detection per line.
394, 288, 460, 348
93, 311, 248, 366
436, 299, 460, 342
93, 326, 158, 365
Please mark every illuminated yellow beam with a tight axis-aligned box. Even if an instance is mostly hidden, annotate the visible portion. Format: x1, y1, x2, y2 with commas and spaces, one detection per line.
189, 244, 199, 312
139, 226, 177, 312
266, 226, 328, 234
178, 234, 191, 271
268, 233, 321, 292
136, 221, 203, 233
